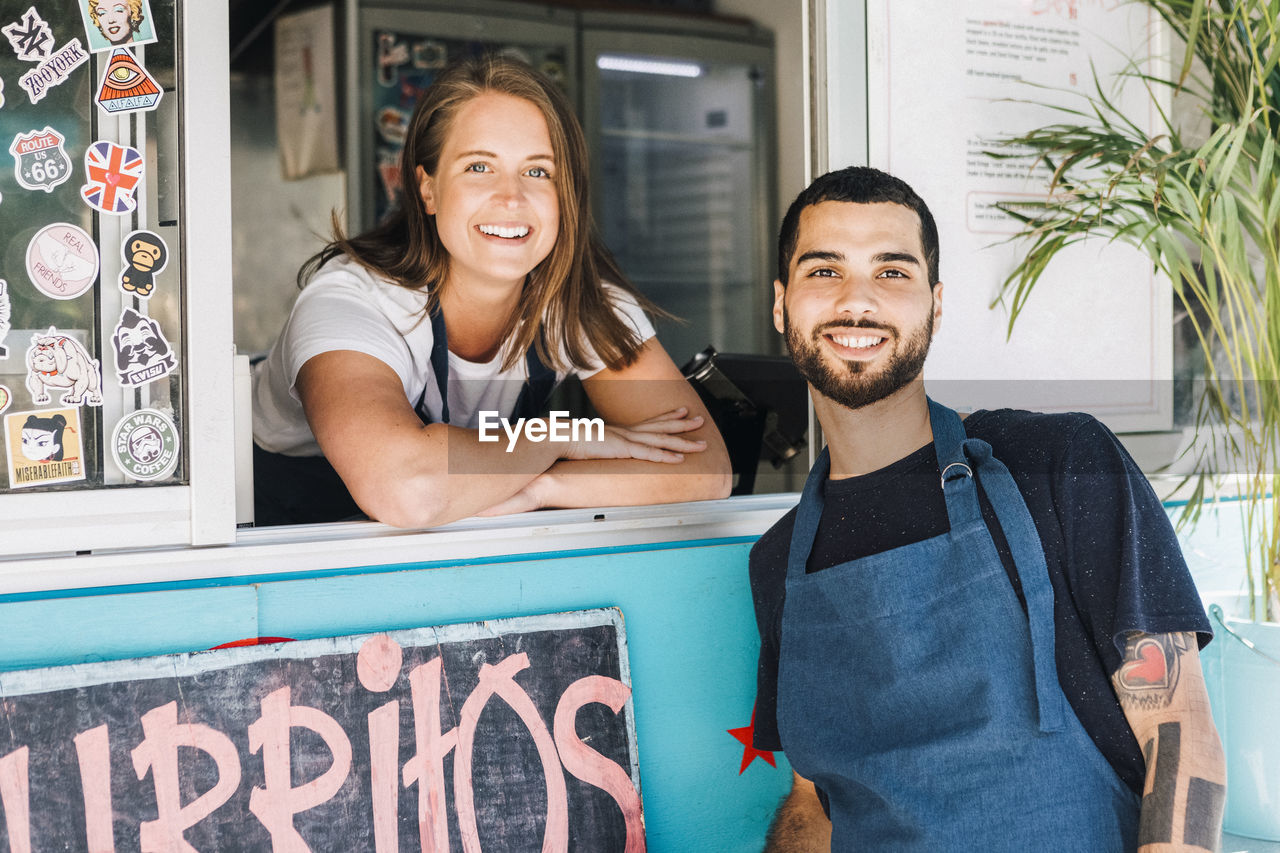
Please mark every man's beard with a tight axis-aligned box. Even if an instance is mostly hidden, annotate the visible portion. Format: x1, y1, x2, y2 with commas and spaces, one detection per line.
784, 304, 933, 410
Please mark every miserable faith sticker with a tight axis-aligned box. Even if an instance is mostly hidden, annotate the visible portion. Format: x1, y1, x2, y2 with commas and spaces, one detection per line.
25, 328, 103, 408
118, 229, 167, 297
112, 308, 176, 387
5, 406, 85, 489
2, 6, 53, 62
95, 47, 161, 114
10, 127, 72, 193
26, 223, 99, 300
111, 408, 179, 481
80, 0, 157, 54
81, 140, 142, 214
18, 39, 88, 104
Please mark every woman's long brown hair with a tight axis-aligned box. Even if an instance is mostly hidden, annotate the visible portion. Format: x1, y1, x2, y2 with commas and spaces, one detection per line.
300, 54, 663, 373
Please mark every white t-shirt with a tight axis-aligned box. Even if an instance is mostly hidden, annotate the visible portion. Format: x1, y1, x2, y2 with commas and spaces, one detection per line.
252, 255, 656, 457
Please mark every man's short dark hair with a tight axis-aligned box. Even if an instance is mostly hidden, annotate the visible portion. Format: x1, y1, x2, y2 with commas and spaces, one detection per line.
776, 166, 939, 286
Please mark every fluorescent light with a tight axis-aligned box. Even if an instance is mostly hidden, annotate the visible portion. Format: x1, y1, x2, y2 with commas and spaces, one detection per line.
596, 55, 703, 78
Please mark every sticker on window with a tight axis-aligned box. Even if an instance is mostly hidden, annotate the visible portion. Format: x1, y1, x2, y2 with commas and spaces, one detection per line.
17, 39, 88, 104
0, 386, 10, 415
110, 408, 179, 481
80, 0, 157, 53
5, 407, 85, 489
81, 140, 142, 214
26, 223, 99, 300
95, 46, 161, 114
3, 6, 54, 63
118, 229, 167, 297
112, 308, 176, 387
25, 328, 103, 407
10, 127, 73, 193
0, 279, 9, 358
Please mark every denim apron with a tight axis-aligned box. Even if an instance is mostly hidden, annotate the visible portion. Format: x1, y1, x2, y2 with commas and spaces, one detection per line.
253, 307, 556, 525
777, 399, 1139, 851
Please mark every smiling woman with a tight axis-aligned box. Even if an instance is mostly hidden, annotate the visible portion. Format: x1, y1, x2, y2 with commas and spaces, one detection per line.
249, 55, 730, 528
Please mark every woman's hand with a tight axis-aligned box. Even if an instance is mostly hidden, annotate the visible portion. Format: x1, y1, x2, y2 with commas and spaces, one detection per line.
561, 407, 709, 463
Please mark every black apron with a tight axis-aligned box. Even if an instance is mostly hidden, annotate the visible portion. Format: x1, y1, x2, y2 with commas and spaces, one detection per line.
253, 309, 556, 526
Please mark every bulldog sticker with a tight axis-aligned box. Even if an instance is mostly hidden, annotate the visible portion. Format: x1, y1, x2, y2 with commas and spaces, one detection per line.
25, 328, 103, 407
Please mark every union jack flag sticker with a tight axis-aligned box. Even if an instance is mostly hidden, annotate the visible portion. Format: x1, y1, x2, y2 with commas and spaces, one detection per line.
81, 140, 142, 215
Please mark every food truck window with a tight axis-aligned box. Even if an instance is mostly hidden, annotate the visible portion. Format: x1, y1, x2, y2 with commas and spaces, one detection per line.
229, 0, 810, 525
0, 0, 235, 556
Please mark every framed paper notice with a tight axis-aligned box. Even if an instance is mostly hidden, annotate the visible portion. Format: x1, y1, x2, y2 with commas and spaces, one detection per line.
866, 1, 1172, 431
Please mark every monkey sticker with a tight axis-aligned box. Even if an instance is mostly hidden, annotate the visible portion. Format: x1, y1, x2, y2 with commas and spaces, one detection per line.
5, 406, 85, 488
118, 229, 167, 298
111, 307, 176, 387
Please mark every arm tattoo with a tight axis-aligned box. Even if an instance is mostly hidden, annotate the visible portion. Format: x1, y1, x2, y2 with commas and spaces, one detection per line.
1114, 632, 1188, 712
1138, 722, 1180, 846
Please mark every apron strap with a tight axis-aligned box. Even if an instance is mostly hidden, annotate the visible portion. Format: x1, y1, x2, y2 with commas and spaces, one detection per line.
786, 446, 831, 580
964, 437, 1067, 734
928, 399, 984, 530
416, 307, 557, 425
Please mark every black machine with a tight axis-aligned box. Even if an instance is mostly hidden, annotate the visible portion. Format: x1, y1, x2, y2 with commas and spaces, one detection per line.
682, 347, 808, 495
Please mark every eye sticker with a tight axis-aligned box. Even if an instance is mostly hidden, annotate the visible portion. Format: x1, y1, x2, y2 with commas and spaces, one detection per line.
95, 47, 161, 114
9, 127, 72, 193
110, 408, 179, 481
81, 140, 142, 215
26, 223, 99, 301
2, 6, 54, 63
5, 406, 86, 489
118, 229, 168, 297
25, 328, 103, 408
111, 307, 176, 387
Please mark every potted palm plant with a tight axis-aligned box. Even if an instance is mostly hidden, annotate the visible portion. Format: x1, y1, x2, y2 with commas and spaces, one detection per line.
990, 0, 1280, 839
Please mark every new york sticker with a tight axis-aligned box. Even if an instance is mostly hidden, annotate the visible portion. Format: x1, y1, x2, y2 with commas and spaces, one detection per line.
3, 7, 53, 62
18, 39, 88, 104
5, 407, 85, 489
10, 127, 72, 193
95, 47, 161, 114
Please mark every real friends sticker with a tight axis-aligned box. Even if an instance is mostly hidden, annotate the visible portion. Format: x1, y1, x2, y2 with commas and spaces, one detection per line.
5, 406, 85, 489
10, 127, 72, 193
110, 407, 179, 481
95, 47, 161, 114
26, 223, 99, 300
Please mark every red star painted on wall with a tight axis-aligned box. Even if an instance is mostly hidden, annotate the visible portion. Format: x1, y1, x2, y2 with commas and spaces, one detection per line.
728, 704, 777, 774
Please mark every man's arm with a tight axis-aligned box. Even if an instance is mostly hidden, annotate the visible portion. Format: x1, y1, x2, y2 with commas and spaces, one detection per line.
764, 772, 831, 853
1111, 631, 1226, 852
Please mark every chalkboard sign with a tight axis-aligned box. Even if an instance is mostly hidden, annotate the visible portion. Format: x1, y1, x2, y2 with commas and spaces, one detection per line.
0, 609, 644, 852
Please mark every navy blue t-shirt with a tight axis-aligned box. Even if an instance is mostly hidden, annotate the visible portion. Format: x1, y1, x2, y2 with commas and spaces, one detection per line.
749, 408, 1212, 797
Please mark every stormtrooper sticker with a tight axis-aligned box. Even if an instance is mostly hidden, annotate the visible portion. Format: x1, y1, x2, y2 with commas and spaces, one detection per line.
112, 307, 176, 387
0, 279, 9, 358
118, 229, 167, 297
5, 406, 85, 489
110, 408, 179, 481
25, 328, 103, 407
10, 127, 73, 193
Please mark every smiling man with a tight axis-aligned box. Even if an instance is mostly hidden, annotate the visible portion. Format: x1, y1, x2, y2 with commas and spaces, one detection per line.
751, 167, 1226, 852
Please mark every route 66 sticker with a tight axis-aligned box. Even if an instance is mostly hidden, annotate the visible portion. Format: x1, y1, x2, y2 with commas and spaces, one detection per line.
9, 127, 72, 193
